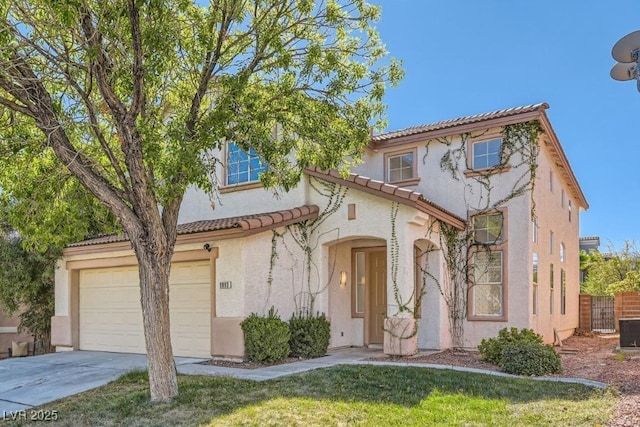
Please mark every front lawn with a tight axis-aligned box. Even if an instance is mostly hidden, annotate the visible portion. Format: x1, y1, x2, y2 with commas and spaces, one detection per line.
16, 366, 615, 426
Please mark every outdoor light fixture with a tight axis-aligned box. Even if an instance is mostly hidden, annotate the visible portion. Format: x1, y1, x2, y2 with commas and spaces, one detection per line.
611, 30, 640, 92
340, 271, 347, 287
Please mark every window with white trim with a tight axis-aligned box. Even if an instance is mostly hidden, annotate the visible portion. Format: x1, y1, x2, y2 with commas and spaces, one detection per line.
550, 263, 554, 315
560, 269, 566, 315
533, 252, 538, 315
354, 251, 365, 315
387, 152, 414, 182
472, 138, 502, 170
226, 142, 266, 185
472, 251, 503, 317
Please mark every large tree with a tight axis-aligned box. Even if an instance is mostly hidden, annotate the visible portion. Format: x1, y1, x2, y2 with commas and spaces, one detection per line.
0, 1, 400, 401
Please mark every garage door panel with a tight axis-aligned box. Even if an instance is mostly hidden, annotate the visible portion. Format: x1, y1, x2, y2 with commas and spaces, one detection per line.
79, 261, 211, 358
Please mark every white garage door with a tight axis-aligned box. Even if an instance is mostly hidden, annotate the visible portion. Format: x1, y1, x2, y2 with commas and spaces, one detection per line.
79, 261, 211, 358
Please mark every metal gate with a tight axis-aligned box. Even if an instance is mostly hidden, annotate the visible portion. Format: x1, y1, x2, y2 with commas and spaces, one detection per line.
591, 296, 615, 332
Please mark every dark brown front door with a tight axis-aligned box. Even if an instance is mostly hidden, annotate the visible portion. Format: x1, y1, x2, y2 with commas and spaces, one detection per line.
368, 250, 387, 344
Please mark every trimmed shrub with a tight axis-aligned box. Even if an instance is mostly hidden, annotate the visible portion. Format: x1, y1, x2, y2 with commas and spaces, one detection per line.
289, 312, 331, 358
240, 307, 290, 363
477, 327, 544, 365
500, 342, 562, 376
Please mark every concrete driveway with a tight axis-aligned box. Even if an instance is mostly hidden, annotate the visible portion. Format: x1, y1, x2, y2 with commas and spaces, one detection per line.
0, 351, 205, 414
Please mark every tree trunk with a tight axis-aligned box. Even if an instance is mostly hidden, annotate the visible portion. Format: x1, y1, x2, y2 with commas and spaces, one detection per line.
136, 247, 178, 402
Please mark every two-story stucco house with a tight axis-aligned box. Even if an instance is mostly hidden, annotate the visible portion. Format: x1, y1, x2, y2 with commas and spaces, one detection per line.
51, 102, 588, 358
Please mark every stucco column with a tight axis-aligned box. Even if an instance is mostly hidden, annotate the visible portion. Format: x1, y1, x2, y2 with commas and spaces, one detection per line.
51, 259, 74, 349
384, 220, 418, 356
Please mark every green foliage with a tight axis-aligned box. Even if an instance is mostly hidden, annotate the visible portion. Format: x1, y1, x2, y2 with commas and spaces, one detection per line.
500, 342, 562, 376
33, 366, 615, 427
582, 242, 640, 296
0, 164, 120, 251
0, 234, 60, 354
288, 312, 331, 358
0, 1, 402, 247
240, 307, 290, 363
478, 327, 544, 365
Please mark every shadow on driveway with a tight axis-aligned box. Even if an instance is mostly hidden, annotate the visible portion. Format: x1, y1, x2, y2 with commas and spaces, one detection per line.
0, 351, 204, 414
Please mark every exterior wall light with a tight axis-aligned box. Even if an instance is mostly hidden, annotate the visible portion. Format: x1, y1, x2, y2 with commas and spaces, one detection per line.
340, 271, 347, 287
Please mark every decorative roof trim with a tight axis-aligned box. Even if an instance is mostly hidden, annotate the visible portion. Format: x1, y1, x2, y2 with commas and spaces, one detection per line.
369, 103, 588, 210
371, 103, 549, 145
63, 205, 319, 255
304, 167, 466, 230
537, 111, 589, 209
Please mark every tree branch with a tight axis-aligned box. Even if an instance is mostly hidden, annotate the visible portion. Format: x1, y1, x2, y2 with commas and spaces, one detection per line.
127, 0, 145, 122
79, 7, 128, 124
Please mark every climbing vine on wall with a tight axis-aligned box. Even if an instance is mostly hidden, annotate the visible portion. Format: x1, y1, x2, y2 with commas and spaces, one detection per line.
384, 201, 419, 352
419, 120, 543, 348
265, 176, 347, 315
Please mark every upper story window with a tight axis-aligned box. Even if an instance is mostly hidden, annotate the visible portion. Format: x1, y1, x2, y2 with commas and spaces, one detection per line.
568, 199, 572, 222
473, 213, 503, 244
549, 230, 554, 255
472, 138, 502, 170
532, 217, 538, 243
226, 142, 266, 185
550, 170, 554, 192
560, 242, 565, 263
385, 148, 418, 184
561, 189, 565, 207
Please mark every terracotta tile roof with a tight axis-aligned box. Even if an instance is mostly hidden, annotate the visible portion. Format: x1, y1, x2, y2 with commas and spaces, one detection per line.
68, 205, 319, 248
369, 102, 588, 210
372, 103, 549, 143
305, 167, 465, 229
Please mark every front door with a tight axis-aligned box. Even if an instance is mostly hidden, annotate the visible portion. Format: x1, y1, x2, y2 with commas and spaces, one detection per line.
368, 250, 387, 344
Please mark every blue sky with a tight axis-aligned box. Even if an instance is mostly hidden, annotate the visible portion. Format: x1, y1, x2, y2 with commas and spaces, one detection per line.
373, 1, 640, 250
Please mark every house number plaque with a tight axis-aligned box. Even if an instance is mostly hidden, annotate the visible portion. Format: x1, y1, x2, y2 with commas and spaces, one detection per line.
219, 281, 232, 289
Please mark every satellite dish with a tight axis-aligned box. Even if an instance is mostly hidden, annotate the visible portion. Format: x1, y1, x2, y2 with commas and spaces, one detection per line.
610, 62, 636, 81
612, 30, 640, 62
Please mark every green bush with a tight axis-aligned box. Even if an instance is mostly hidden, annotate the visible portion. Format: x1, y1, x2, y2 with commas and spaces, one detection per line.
240, 307, 290, 363
289, 312, 331, 358
477, 327, 544, 365
500, 342, 562, 376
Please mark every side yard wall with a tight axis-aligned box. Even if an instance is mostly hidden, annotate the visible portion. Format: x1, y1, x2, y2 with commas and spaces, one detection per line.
0, 310, 33, 359
578, 294, 592, 332
615, 292, 640, 332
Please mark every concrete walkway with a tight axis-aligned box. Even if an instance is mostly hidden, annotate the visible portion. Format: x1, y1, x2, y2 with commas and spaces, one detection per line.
0, 351, 205, 414
0, 348, 607, 415
178, 348, 608, 389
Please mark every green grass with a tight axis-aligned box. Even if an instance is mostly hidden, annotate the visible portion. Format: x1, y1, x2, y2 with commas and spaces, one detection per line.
16, 366, 616, 426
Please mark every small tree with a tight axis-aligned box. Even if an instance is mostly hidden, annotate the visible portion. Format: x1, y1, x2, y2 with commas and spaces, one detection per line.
582, 242, 640, 296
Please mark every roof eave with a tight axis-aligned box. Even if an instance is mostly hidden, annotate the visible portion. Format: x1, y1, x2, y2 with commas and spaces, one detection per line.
538, 111, 589, 210
371, 108, 547, 148
63, 207, 320, 256
305, 168, 465, 230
